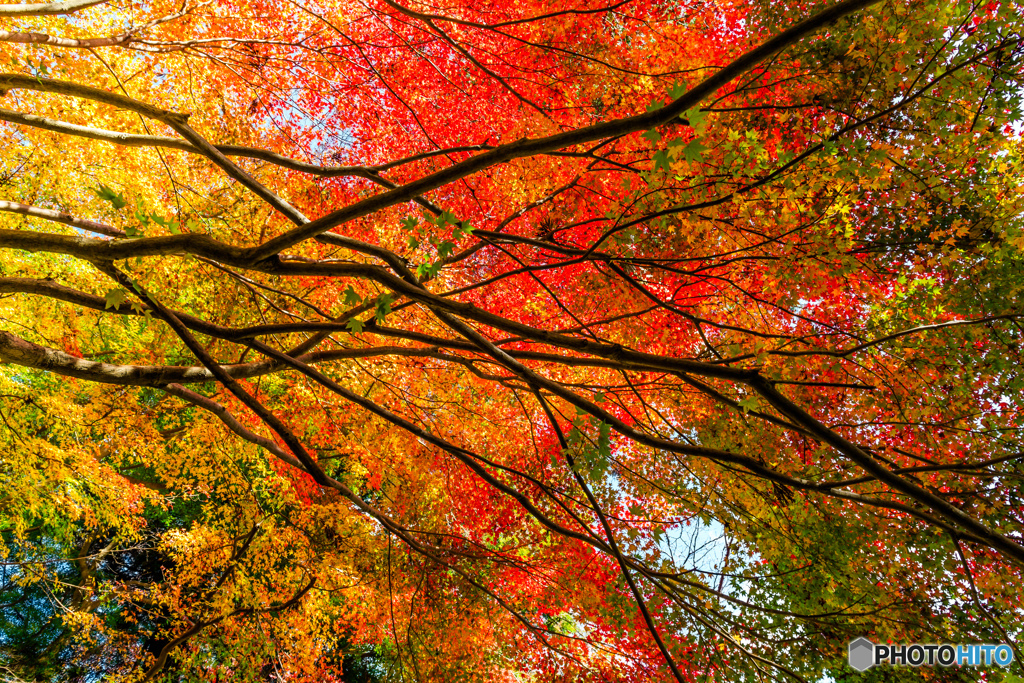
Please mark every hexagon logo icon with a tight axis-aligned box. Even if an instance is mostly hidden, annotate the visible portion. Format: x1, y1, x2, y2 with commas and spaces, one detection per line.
849, 637, 876, 671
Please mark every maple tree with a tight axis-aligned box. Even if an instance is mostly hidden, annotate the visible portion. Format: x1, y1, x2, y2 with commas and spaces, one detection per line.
0, 0, 1022, 679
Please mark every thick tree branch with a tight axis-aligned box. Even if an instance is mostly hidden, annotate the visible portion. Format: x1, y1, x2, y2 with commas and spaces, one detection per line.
0, 201, 126, 238
247, 0, 885, 259
0, 0, 106, 16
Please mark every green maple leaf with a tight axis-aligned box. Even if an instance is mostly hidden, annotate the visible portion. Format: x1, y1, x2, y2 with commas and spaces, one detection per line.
653, 149, 672, 172
598, 421, 611, 460
681, 106, 707, 132
436, 240, 455, 259
737, 396, 759, 413
343, 285, 362, 306
682, 140, 708, 164
417, 262, 442, 279
375, 293, 394, 323
103, 287, 128, 310
92, 184, 126, 210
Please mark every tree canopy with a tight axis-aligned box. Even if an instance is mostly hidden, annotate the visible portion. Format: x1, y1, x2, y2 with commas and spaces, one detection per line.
0, 0, 1022, 680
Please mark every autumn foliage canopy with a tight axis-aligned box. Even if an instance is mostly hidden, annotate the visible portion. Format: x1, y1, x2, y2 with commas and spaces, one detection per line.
0, 0, 1022, 679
